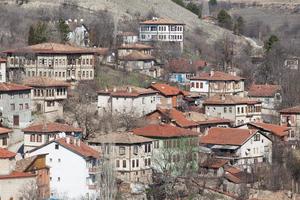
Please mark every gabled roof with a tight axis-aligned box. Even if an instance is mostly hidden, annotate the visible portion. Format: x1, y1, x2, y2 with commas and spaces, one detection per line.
132, 124, 199, 138
190, 71, 244, 81
88, 132, 153, 144
248, 84, 281, 97
203, 94, 261, 105
150, 83, 184, 96
0, 171, 36, 180
200, 127, 257, 146
0, 127, 12, 135
15, 154, 48, 172
22, 77, 70, 88
97, 86, 157, 97
119, 51, 155, 61
147, 109, 198, 128
118, 43, 153, 50
22, 122, 82, 133
0, 148, 16, 159
168, 58, 207, 73
248, 122, 289, 138
185, 111, 233, 125
0, 82, 31, 92
2, 42, 98, 54
280, 105, 300, 114
140, 18, 184, 25
200, 158, 229, 169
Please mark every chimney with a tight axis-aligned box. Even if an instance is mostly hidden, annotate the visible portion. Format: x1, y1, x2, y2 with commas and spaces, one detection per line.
229, 70, 236, 76
210, 69, 214, 77
77, 139, 81, 147
127, 87, 132, 93
113, 87, 117, 92
221, 94, 225, 101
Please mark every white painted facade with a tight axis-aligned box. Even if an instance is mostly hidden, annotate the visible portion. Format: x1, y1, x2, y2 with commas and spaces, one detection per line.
28, 141, 99, 199
98, 93, 158, 116
0, 61, 6, 83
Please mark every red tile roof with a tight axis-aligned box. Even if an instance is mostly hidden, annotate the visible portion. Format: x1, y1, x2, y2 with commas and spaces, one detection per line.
132, 124, 199, 138
150, 109, 198, 128
119, 51, 155, 61
248, 84, 281, 97
0, 82, 32, 92
168, 58, 207, 73
200, 158, 229, 169
200, 127, 257, 146
150, 83, 184, 96
0, 127, 12, 135
249, 122, 289, 137
2, 42, 101, 55
0, 171, 36, 180
22, 122, 82, 133
22, 77, 70, 87
0, 58, 6, 63
118, 43, 153, 50
203, 94, 261, 105
140, 18, 184, 25
280, 105, 300, 114
56, 137, 100, 159
190, 71, 244, 81
0, 148, 16, 159
89, 132, 153, 144
97, 86, 157, 97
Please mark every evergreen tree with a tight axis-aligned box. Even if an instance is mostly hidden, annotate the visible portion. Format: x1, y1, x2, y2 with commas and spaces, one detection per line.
217, 9, 233, 30
233, 16, 245, 35
57, 19, 71, 43
209, 0, 217, 6
264, 35, 279, 52
27, 22, 49, 45
186, 2, 200, 16
28, 25, 35, 45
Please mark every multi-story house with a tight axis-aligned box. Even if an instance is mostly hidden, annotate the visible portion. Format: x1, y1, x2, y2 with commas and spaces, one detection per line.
22, 77, 70, 119
0, 83, 32, 128
149, 83, 186, 109
190, 70, 245, 97
22, 122, 82, 152
200, 127, 272, 169
279, 105, 300, 140
16, 154, 50, 199
203, 94, 262, 126
27, 136, 100, 199
0, 148, 37, 200
133, 124, 199, 175
2, 42, 98, 82
0, 127, 12, 149
117, 32, 139, 44
168, 58, 207, 85
0, 58, 7, 82
88, 132, 153, 184
117, 43, 153, 57
139, 17, 185, 50
247, 84, 281, 122
97, 86, 158, 116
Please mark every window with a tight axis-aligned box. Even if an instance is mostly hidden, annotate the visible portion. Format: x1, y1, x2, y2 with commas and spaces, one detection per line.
10, 104, 15, 111
55, 144, 59, 149
254, 134, 260, 141
237, 107, 240, 114
229, 107, 233, 113
116, 160, 120, 168
19, 104, 23, 110
119, 146, 125, 155
136, 159, 139, 167
224, 107, 227, 113
57, 177, 60, 182
132, 160, 135, 168
133, 146, 138, 155
37, 134, 42, 142
10, 94, 14, 99
122, 160, 126, 168
58, 158, 61, 162
2, 137, 7, 146
142, 97, 145, 104
145, 144, 151, 153
50, 158, 52, 162
30, 134, 35, 142
196, 82, 199, 88
200, 82, 203, 88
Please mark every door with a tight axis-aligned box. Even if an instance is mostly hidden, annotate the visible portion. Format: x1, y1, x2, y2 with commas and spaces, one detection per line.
13, 115, 19, 126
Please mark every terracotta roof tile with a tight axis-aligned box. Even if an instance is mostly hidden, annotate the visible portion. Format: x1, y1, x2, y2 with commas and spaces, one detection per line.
140, 18, 184, 25
0, 171, 36, 179
249, 122, 289, 137
200, 158, 229, 169
200, 127, 257, 146
119, 50, 155, 61
0, 58, 6, 63
132, 124, 199, 138
118, 43, 153, 50
186, 111, 233, 125
150, 83, 184, 96
0, 82, 31, 92
56, 137, 100, 159
280, 105, 300, 114
89, 132, 153, 144
168, 58, 207, 73
0, 148, 16, 159
22, 77, 70, 87
0, 127, 12, 135
190, 71, 244, 81
22, 122, 82, 133
203, 94, 261, 105
248, 84, 281, 97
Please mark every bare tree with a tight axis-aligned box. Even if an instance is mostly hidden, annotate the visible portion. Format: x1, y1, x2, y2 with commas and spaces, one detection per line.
18, 180, 41, 200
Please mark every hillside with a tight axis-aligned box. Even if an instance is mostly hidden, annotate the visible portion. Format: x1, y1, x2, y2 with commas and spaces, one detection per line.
1, 0, 262, 56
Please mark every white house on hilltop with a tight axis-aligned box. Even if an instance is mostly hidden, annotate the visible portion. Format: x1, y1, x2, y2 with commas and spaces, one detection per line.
28, 137, 100, 199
